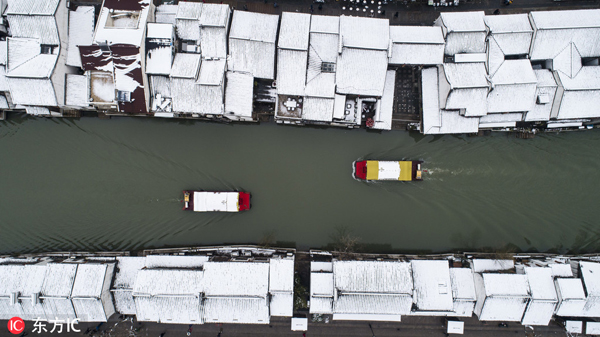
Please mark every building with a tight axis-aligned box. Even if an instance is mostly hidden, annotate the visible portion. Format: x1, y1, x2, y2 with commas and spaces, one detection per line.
484, 14, 533, 57
473, 273, 530, 321
449, 268, 477, 317
199, 4, 231, 59
228, 11, 279, 80
579, 261, 600, 317
78, 0, 154, 115
175, 1, 203, 49
521, 267, 557, 326
388, 26, 445, 66
70, 263, 116, 322
434, 12, 487, 55
410, 260, 454, 315
111, 256, 146, 315
554, 278, 587, 317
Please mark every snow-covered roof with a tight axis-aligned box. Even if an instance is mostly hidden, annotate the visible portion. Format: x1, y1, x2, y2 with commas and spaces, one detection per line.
445, 31, 487, 55
524, 267, 557, 300
479, 113, 523, 128
471, 259, 514, 273
336, 48, 388, 96
443, 63, 489, 89
41, 263, 77, 297
529, 10, 600, 60
302, 97, 334, 122
155, 4, 177, 25
421, 67, 479, 135
93, 0, 151, 47
483, 273, 529, 297
224, 71, 253, 117
8, 78, 57, 106
177, 1, 203, 20
0, 264, 46, 296
389, 26, 444, 65
145, 255, 208, 269
7, 15, 59, 45
193, 192, 238, 212
270, 292, 293, 317
170, 53, 201, 79
554, 278, 586, 317
6, 0, 60, 15
311, 272, 334, 297
269, 258, 294, 293
66, 74, 88, 107
203, 261, 269, 297
587, 322, 600, 335
484, 14, 532, 56
411, 260, 454, 311
0, 41, 6, 66
339, 16, 389, 50
230, 11, 279, 43
438, 11, 486, 32
134, 269, 204, 296
334, 293, 413, 315
487, 60, 537, 113
554, 67, 600, 119
310, 297, 333, 314
146, 24, 173, 76
450, 268, 476, 301
175, 2, 202, 41
334, 261, 413, 294
277, 49, 307, 96
203, 297, 269, 324
525, 69, 556, 122
171, 78, 201, 113
279, 12, 311, 51
553, 42, 582, 79
71, 264, 112, 297
228, 37, 276, 79
199, 3, 229, 27
549, 263, 573, 277
201, 26, 228, 59
310, 15, 339, 34
521, 300, 556, 326
312, 261, 333, 272
580, 262, 600, 297
371, 70, 395, 130
67, 6, 95, 68
198, 58, 226, 85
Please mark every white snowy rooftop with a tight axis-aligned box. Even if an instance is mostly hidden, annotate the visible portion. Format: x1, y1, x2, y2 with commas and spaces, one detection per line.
339, 16, 389, 50
389, 26, 444, 65
203, 261, 269, 297
471, 259, 514, 272
310, 15, 339, 34
278, 12, 311, 51
411, 260, 454, 311
199, 4, 230, 27
524, 267, 557, 300
93, 0, 151, 47
66, 6, 94, 68
580, 262, 600, 297
483, 274, 529, 297
438, 11, 486, 32
333, 261, 413, 294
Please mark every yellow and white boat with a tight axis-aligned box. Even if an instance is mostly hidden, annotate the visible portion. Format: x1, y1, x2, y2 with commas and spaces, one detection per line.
353, 160, 423, 181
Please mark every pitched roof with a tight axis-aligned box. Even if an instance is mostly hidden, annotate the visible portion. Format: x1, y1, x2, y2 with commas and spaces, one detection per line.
134, 269, 204, 295
389, 26, 445, 44
203, 261, 269, 297
336, 48, 388, 96
339, 16, 390, 50
524, 267, 557, 300
199, 4, 230, 27
6, 0, 60, 15
483, 274, 530, 297
170, 53, 201, 79
411, 260, 454, 311
310, 15, 339, 34
198, 58, 226, 85
224, 71, 254, 117
229, 11, 279, 43
333, 261, 413, 294
67, 6, 95, 68
71, 264, 111, 298
439, 11, 486, 32
277, 49, 307, 96
279, 12, 311, 51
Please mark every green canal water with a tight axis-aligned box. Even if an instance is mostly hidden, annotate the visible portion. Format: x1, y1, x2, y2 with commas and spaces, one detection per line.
1, 114, 599, 254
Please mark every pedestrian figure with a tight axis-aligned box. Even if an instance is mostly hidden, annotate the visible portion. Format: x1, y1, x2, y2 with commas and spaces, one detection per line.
243, 4, 248, 10
381, 9, 385, 14
310, 4, 314, 12
274, 2, 278, 7
318, 3, 322, 9
394, 11, 398, 17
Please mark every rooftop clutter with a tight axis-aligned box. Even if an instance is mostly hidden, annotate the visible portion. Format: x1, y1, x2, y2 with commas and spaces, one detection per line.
0, 0, 599, 133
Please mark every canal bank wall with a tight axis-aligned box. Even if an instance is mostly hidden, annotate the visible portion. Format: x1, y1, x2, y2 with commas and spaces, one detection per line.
1, 245, 599, 334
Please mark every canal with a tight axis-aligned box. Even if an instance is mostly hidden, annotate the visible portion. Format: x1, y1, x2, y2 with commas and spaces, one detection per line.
1, 114, 599, 254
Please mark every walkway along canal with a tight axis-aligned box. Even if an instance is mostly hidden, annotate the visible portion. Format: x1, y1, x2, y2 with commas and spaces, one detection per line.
0, 114, 599, 254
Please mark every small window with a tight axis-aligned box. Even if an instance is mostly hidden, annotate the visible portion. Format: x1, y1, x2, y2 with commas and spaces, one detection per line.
117, 91, 131, 102
40, 45, 55, 54
321, 62, 335, 73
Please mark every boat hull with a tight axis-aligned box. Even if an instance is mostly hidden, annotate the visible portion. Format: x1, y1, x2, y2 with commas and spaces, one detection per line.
183, 190, 251, 212
353, 160, 423, 181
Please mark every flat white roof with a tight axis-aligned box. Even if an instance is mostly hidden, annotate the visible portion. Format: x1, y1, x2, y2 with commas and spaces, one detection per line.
203, 261, 269, 297
411, 260, 454, 311
170, 53, 201, 79
270, 292, 293, 317
336, 48, 388, 96
555, 278, 586, 300
311, 261, 333, 272
229, 11, 279, 43
225, 71, 254, 117
277, 49, 308, 96
278, 12, 311, 51
269, 258, 294, 293
587, 322, 600, 335
372, 70, 395, 130
483, 274, 529, 297
524, 267, 557, 300
450, 268, 476, 301
580, 262, 600, 296
339, 16, 389, 50
93, 0, 151, 47
447, 321, 464, 334
302, 97, 334, 122
566, 321, 583, 334
439, 11, 486, 32
549, 263, 572, 277
389, 26, 445, 44
311, 272, 334, 296
310, 15, 339, 34
193, 192, 238, 212
334, 260, 413, 294
291, 317, 308, 331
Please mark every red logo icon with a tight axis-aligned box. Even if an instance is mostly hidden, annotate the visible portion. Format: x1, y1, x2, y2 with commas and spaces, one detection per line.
8, 317, 25, 334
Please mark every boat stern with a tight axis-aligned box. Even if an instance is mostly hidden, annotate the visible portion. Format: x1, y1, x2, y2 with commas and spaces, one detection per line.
413, 161, 423, 181
183, 190, 194, 210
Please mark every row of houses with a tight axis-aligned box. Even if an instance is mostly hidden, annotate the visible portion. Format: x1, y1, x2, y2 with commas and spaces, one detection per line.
309, 254, 600, 326
1, 247, 600, 329
0, 247, 295, 324
0, 0, 598, 133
